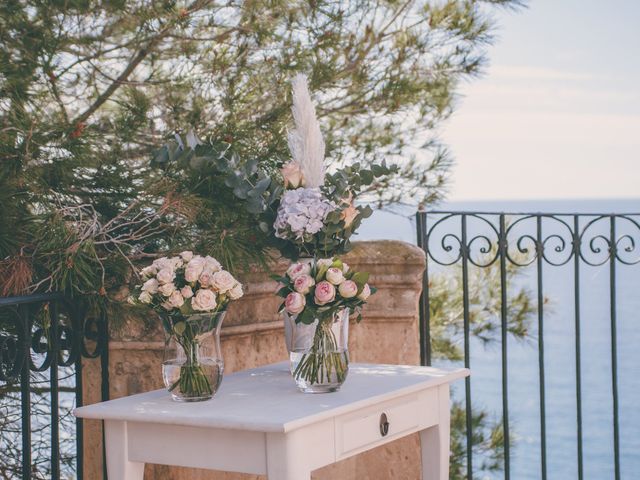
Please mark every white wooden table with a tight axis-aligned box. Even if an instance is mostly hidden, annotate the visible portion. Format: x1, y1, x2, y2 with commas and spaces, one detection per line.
74, 362, 469, 480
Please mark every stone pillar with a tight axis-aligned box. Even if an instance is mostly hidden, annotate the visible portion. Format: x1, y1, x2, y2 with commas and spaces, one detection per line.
82, 240, 426, 479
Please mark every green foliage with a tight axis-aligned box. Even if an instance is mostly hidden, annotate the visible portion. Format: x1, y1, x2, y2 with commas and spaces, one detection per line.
0, 0, 522, 299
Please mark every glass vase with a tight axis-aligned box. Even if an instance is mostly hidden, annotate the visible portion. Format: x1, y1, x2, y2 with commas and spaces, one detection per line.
284, 308, 350, 393
161, 312, 225, 402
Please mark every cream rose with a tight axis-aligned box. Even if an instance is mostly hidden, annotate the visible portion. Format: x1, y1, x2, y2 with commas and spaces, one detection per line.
191, 289, 217, 311
338, 280, 358, 299
314, 281, 336, 305
180, 286, 194, 299
284, 292, 306, 314
138, 291, 152, 304
156, 268, 175, 285
204, 256, 222, 272
358, 283, 371, 301
326, 267, 345, 285
286, 262, 311, 280
158, 282, 176, 297
341, 262, 349, 273
180, 250, 194, 261
316, 258, 333, 269
210, 270, 236, 293
293, 274, 315, 294
142, 278, 159, 294
228, 282, 244, 300
280, 161, 305, 188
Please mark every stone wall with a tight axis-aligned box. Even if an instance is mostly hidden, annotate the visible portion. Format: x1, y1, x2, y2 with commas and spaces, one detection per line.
82, 240, 426, 479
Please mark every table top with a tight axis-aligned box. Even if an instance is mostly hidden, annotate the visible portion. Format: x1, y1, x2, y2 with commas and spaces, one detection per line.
74, 362, 469, 433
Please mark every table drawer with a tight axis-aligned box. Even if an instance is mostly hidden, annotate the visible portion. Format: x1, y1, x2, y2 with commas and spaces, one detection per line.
335, 390, 436, 459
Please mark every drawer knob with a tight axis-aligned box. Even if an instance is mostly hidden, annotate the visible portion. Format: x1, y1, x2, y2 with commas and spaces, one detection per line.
379, 413, 390, 437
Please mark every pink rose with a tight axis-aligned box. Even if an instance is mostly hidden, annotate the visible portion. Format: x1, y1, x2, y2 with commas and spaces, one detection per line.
280, 161, 304, 188
168, 291, 184, 309
211, 270, 236, 293
191, 289, 217, 311
340, 203, 359, 228
314, 281, 336, 306
158, 282, 176, 297
358, 283, 371, 301
184, 266, 200, 283
141, 278, 159, 294
284, 292, 306, 314
180, 286, 194, 299
180, 251, 194, 261
199, 271, 214, 287
286, 262, 311, 280
338, 280, 358, 299
293, 274, 315, 294
326, 267, 344, 285
156, 268, 175, 285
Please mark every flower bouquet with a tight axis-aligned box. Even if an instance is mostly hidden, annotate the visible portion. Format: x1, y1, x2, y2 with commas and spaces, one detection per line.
274, 257, 375, 392
132, 252, 243, 401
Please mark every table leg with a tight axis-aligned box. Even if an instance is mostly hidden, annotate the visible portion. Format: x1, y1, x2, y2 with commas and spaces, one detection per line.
266, 432, 311, 480
420, 385, 451, 480
104, 420, 145, 480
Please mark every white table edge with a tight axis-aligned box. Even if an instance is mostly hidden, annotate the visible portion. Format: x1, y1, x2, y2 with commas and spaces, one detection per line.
74, 363, 470, 434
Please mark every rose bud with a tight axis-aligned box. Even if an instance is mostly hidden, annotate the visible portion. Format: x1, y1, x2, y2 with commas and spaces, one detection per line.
358, 283, 371, 301
338, 280, 358, 298
286, 262, 311, 280
280, 161, 305, 189
284, 292, 306, 314
325, 267, 345, 285
314, 281, 336, 305
294, 274, 315, 294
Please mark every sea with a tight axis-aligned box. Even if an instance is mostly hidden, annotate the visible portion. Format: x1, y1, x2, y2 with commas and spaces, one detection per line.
359, 198, 640, 480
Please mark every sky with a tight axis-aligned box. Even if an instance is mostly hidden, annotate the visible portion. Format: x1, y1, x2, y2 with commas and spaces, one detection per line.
441, 0, 640, 201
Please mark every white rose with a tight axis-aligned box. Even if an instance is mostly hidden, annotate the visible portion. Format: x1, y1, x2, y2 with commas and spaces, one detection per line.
211, 270, 236, 292
180, 251, 194, 261
191, 289, 217, 311
156, 268, 175, 285
180, 286, 194, 299
158, 282, 176, 297
138, 291, 152, 304
168, 290, 185, 309
142, 278, 159, 294
153, 257, 172, 270
228, 282, 244, 300
204, 256, 222, 272
338, 280, 358, 299
326, 267, 345, 285
286, 262, 311, 279
357, 283, 371, 301
140, 265, 156, 279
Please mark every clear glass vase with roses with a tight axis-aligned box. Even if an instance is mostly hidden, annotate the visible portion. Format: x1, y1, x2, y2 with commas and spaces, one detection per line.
132, 252, 243, 401
274, 257, 375, 393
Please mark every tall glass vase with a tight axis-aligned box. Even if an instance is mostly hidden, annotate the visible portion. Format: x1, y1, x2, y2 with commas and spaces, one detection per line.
161, 312, 225, 402
284, 308, 350, 393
